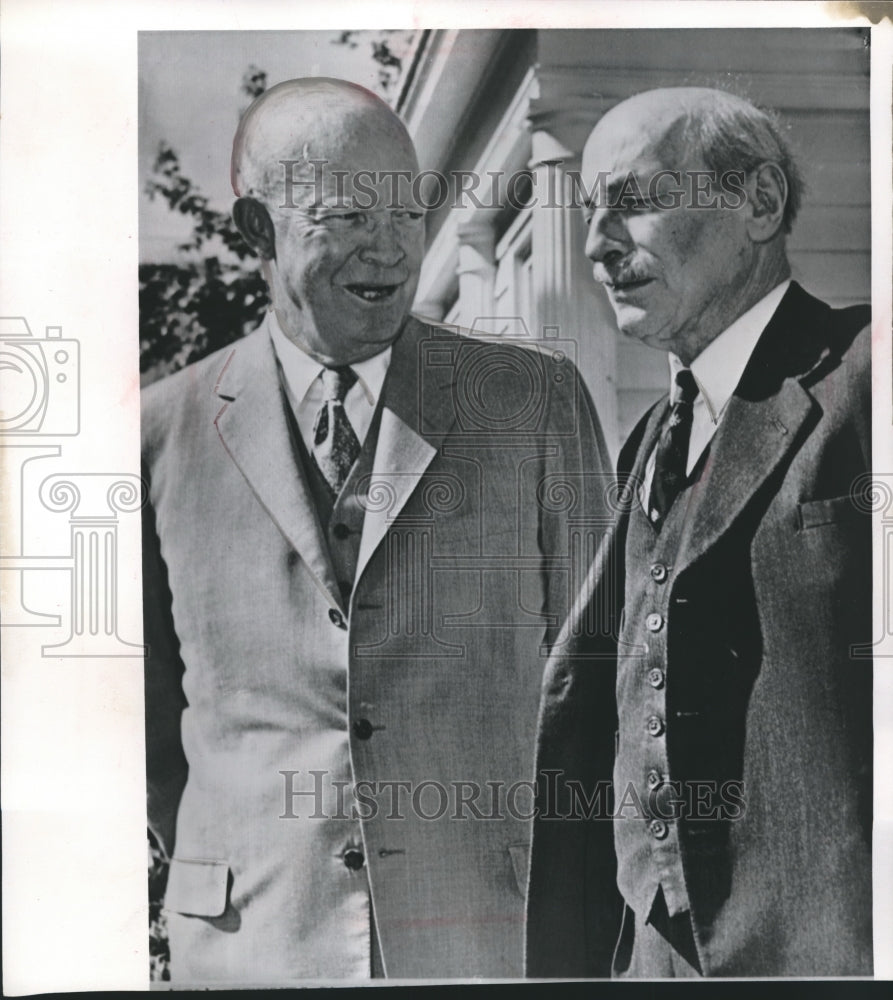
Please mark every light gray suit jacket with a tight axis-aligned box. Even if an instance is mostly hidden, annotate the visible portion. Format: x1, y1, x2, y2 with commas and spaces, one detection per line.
143, 314, 611, 982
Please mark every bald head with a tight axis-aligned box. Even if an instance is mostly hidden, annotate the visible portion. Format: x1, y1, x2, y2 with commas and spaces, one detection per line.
588, 87, 802, 232
229, 78, 424, 366
232, 78, 419, 207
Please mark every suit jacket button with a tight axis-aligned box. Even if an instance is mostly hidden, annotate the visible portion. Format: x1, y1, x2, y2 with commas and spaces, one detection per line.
343, 848, 365, 870
647, 667, 665, 689
647, 715, 665, 737
329, 607, 347, 629
332, 522, 351, 540
650, 562, 668, 583
353, 718, 374, 740
648, 819, 669, 840
645, 613, 664, 632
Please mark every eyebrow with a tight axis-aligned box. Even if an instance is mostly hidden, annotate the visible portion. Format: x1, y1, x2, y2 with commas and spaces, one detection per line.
579, 172, 651, 211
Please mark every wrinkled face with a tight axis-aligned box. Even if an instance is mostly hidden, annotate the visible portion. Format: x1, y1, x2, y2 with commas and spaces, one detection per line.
265, 121, 424, 364
581, 101, 753, 359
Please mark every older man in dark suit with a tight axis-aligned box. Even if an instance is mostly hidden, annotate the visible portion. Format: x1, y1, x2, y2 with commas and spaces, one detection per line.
525, 87, 872, 978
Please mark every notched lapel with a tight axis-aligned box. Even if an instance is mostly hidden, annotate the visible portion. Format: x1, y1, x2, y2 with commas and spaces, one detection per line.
354, 317, 456, 585
212, 325, 342, 608
674, 283, 827, 575
674, 379, 814, 574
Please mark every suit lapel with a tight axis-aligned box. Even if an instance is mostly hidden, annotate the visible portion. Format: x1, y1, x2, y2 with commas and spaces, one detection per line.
673, 282, 825, 576
551, 399, 664, 659
354, 316, 457, 585
212, 322, 342, 608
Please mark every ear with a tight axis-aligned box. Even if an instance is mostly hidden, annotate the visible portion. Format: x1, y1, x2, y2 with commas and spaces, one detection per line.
232, 197, 277, 260
743, 162, 788, 243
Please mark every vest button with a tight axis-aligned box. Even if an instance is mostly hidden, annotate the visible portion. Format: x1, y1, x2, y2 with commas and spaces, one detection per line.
332, 522, 351, 540
646, 769, 662, 790
650, 562, 668, 583
328, 607, 347, 629
647, 667, 665, 689
342, 848, 365, 870
646, 715, 665, 737
648, 819, 669, 840
645, 613, 664, 632
353, 718, 374, 740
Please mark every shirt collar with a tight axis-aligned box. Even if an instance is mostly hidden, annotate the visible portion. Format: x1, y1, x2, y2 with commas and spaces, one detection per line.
668, 279, 791, 423
267, 310, 392, 408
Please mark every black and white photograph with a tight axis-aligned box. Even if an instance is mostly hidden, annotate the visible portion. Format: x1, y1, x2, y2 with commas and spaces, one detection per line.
138, 23, 875, 984
2, 2, 891, 992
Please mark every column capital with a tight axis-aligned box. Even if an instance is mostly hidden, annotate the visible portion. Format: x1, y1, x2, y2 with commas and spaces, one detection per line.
526, 95, 612, 166
456, 215, 497, 248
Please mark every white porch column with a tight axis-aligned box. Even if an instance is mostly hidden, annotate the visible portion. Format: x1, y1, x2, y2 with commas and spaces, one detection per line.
455, 218, 497, 336
526, 103, 620, 457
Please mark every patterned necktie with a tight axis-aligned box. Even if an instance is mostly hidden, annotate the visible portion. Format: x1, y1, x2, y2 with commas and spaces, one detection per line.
647, 368, 699, 528
311, 366, 361, 497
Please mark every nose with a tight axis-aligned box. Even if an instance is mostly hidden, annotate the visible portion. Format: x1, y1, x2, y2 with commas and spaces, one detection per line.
584, 206, 631, 266
357, 212, 405, 268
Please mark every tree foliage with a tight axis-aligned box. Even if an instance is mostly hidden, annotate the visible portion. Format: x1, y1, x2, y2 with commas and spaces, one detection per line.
138, 150, 269, 386
139, 34, 415, 388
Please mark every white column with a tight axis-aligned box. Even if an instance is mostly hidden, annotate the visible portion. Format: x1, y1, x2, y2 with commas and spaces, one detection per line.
527, 104, 620, 457
455, 218, 497, 337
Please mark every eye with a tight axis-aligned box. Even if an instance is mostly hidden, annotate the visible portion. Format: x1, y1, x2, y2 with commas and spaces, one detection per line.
320, 211, 364, 225
392, 209, 425, 222
618, 197, 655, 214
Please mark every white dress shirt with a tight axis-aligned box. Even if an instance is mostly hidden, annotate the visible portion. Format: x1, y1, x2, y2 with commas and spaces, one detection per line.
640, 280, 791, 502
267, 311, 392, 451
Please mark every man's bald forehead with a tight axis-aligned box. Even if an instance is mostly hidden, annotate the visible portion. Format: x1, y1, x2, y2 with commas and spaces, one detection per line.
587, 87, 774, 159
599, 87, 749, 128
231, 77, 416, 201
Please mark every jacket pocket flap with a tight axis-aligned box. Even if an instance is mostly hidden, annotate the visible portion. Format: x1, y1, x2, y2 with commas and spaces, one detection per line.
798, 495, 861, 530
508, 842, 530, 896
163, 858, 230, 917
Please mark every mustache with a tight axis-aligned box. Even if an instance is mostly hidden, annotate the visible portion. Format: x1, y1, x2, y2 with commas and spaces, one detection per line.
594, 263, 652, 288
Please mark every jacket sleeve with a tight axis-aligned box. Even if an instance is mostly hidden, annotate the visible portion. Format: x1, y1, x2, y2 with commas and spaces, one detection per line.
526, 361, 626, 978
538, 360, 614, 654
142, 461, 189, 860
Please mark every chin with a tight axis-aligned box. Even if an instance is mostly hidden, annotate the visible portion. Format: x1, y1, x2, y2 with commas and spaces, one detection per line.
616, 315, 650, 341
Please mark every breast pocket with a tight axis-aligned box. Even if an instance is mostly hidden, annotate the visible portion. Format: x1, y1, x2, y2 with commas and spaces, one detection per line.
797, 494, 863, 531
163, 857, 230, 918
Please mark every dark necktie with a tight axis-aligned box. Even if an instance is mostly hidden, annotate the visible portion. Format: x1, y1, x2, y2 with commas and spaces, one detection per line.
311, 366, 361, 497
647, 368, 699, 528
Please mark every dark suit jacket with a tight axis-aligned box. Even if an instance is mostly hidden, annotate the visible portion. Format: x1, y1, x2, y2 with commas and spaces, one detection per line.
525, 283, 872, 978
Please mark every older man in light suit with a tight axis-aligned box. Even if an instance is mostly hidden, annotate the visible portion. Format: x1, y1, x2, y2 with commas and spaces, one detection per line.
143, 78, 610, 983
525, 88, 872, 978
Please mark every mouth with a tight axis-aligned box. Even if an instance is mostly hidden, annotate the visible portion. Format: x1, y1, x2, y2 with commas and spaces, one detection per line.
342, 282, 402, 304
606, 276, 654, 294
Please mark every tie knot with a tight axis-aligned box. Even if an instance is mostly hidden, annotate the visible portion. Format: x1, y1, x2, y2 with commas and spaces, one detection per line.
673, 368, 698, 406
320, 365, 357, 404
